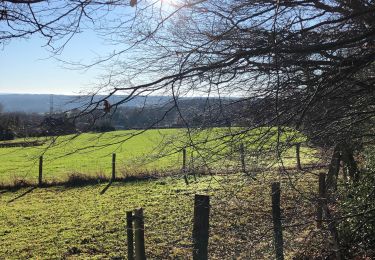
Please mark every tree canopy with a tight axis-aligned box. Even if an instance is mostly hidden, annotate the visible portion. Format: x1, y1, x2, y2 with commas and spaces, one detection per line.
3, 0, 375, 150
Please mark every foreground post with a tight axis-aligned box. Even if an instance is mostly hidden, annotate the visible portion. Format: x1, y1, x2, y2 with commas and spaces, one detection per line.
127, 211, 134, 260
240, 143, 246, 173
134, 208, 146, 260
271, 182, 284, 260
38, 156, 43, 187
193, 194, 210, 260
317, 173, 326, 229
112, 153, 116, 181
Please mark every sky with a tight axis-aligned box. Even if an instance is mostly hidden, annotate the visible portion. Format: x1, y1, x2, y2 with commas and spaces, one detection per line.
0, 1, 186, 96
0, 30, 112, 95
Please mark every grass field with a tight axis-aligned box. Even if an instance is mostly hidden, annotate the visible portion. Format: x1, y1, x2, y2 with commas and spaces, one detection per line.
0, 127, 325, 258
0, 127, 316, 186
0, 172, 323, 259
0, 129, 182, 185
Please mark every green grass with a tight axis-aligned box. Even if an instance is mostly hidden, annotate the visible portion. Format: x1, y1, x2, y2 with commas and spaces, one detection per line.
0, 127, 328, 258
0, 127, 316, 185
0, 129, 183, 184
0, 172, 322, 259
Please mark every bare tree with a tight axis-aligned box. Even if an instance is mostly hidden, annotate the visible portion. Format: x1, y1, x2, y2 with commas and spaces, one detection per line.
69, 0, 375, 155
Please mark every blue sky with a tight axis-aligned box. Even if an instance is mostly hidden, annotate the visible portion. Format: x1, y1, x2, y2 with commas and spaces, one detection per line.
0, 0, 187, 96
0, 30, 110, 95
0, 1, 182, 96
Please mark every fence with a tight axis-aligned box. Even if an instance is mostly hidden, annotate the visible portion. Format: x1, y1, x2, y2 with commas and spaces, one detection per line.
1, 142, 336, 258
25, 142, 307, 187
123, 175, 332, 260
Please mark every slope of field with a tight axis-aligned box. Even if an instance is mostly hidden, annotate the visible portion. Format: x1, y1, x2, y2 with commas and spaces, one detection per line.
0, 173, 323, 259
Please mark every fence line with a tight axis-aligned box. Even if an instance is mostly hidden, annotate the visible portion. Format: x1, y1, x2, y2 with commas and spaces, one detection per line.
0, 140, 318, 187
125, 184, 293, 259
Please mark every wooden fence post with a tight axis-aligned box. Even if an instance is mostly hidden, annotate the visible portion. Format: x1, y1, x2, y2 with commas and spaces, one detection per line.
127, 211, 134, 260
317, 172, 326, 229
38, 156, 43, 187
182, 148, 189, 185
192, 194, 210, 260
296, 143, 302, 170
134, 208, 146, 260
191, 151, 197, 181
112, 153, 116, 181
182, 148, 187, 172
271, 182, 284, 260
240, 143, 246, 173
326, 145, 341, 192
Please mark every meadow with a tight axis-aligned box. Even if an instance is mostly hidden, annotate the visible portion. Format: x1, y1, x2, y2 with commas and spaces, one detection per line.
0, 128, 315, 186
0, 128, 324, 259
0, 129, 182, 185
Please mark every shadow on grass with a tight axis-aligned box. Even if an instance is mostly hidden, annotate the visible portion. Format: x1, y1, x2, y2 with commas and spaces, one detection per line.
7, 187, 37, 203
0, 172, 163, 193
100, 181, 113, 195
1, 163, 311, 193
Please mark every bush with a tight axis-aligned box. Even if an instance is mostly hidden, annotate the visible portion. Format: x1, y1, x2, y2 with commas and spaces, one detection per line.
338, 148, 375, 258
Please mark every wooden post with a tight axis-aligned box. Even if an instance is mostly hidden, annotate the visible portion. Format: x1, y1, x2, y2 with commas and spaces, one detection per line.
296, 143, 302, 170
127, 211, 134, 260
190, 151, 197, 181
341, 145, 359, 182
112, 153, 116, 181
134, 208, 146, 260
326, 145, 341, 192
317, 173, 326, 229
240, 143, 246, 173
38, 156, 43, 187
192, 194, 210, 260
271, 182, 284, 260
324, 205, 342, 260
182, 148, 189, 185
182, 148, 187, 172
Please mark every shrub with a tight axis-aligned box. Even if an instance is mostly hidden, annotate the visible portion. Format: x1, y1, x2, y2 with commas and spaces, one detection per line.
338, 148, 375, 258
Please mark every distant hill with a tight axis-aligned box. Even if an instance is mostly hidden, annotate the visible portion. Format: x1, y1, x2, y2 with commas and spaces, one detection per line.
0, 94, 171, 113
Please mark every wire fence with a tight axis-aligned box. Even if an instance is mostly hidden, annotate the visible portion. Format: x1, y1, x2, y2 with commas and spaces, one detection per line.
0, 142, 338, 259
0, 140, 320, 188
119, 173, 329, 259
